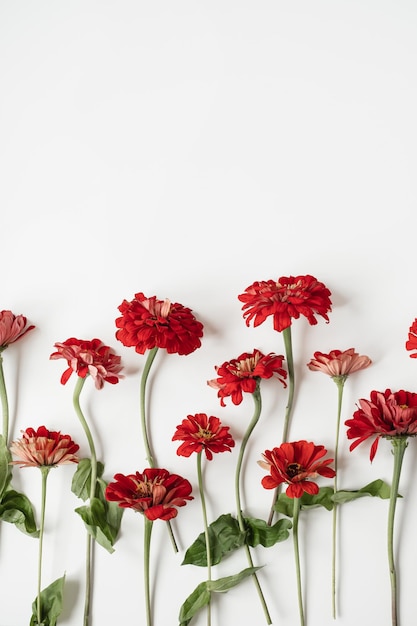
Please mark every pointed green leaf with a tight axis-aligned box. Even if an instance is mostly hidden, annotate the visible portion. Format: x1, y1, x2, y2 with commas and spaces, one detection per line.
0, 489, 38, 536
30, 574, 66, 626
71, 458, 104, 501
274, 487, 335, 517
182, 513, 245, 567
207, 566, 261, 592
332, 479, 392, 504
244, 516, 292, 547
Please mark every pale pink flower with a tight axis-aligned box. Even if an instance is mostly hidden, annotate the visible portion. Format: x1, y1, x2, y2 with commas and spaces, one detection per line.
307, 348, 371, 380
0, 310, 35, 351
10, 426, 79, 468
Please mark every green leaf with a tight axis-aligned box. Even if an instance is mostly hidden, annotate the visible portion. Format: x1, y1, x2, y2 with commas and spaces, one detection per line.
182, 514, 245, 567
274, 487, 335, 517
30, 574, 66, 626
0, 489, 39, 536
244, 516, 292, 547
207, 566, 261, 592
71, 458, 104, 501
332, 479, 392, 504
0, 434, 12, 498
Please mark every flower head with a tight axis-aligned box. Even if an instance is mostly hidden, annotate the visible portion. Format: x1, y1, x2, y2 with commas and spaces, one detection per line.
105, 468, 193, 521
259, 440, 335, 498
207, 349, 287, 406
50, 338, 124, 389
238, 274, 332, 332
405, 318, 417, 358
10, 426, 79, 468
173, 413, 235, 460
345, 389, 417, 461
115, 292, 203, 356
0, 310, 35, 352
307, 348, 372, 381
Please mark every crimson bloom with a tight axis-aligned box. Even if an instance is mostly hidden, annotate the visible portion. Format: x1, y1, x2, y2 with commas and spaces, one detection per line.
0, 310, 35, 351
9, 426, 79, 468
345, 389, 417, 461
207, 349, 287, 406
405, 318, 417, 358
307, 348, 371, 379
238, 274, 332, 332
50, 338, 124, 389
105, 468, 193, 521
115, 292, 203, 355
259, 440, 335, 498
173, 413, 235, 460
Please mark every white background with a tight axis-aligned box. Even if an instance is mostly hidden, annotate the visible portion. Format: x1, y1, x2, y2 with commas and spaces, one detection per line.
1, 1, 417, 625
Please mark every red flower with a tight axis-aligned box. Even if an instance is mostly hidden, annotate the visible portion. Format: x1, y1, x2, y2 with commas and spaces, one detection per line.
115, 292, 203, 356
207, 349, 287, 406
307, 348, 371, 379
406, 319, 417, 358
173, 413, 235, 460
50, 338, 124, 389
259, 440, 335, 498
238, 275, 332, 332
10, 426, 79, 468
0, 310, 35, 351
105, 468, 193, 521
345, 389, 417, 461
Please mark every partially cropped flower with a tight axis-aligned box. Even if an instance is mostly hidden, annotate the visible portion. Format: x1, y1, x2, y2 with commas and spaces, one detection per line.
405, 318, 417, 358
207, 349, 287, 406
238, 275, 332, 332
50, 338, 124, 389
115, 292, 203, 355
345, 389, 417, 461
105, 468, 193, 521
173, 413, 235, 460
259, 440, 335, 498
9, 426, 79, 468
307, 348, 371, 380
0, 310, 35, 351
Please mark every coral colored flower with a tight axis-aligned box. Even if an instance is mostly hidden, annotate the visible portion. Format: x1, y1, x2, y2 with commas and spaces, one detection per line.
173, 413, 235, 460
0, 310, 35, 351
307, 348, 372, 379
115, 292, 203, 356
259, 440, 335, 498
238, 274, 332, 332
405, 318, 417, 358
345, 389, 417, 461
50, 338, 124, 389
9, 426, 79, 468
207, 349, 287, 407
105, 468, 193, 521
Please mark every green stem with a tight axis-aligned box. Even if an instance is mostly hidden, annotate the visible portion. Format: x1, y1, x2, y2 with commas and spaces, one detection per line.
0, 353, 10, 445
293, 496, 305, 626
36, 467, 51, 626
144, 517, 153, 626
234, 385, 272, 625
268, 325, 295, 525
197, 452, 211, 626
388, 437, 408, 626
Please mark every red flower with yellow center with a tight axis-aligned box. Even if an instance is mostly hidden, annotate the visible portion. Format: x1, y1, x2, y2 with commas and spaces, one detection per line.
405, 318, 417, 358
115, 292, 204, 356
173, 413, 235, 460
345, 389, 417, 461
207, 349, 287, 406
259, 440, 335, 498
0, 310, 35, 351
105, 468, 193, 521
307, 348, 372, 379
238, 274, 332, 332
10, 426, 79, 468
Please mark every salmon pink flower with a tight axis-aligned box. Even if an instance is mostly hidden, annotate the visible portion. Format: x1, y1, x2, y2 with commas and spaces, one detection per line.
173, 413, 235, 460
207, 349, 287, 406
307, 348, 371, 381
50, 338, 124, 389
405, 318, 417, 358
9, 426, 79, 468
115, 292, 203, 356
0, 310, 35, 351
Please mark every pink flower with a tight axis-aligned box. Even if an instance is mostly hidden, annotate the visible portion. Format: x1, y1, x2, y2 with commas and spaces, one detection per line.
307, 348, 371, 379
10, 426, 79, 468
405, 318, 417, 358
0, 310, 35, 351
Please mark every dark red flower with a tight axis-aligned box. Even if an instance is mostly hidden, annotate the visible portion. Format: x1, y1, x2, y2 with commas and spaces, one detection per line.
207, 349, 287, 406
238, 275, 332, 332
105, 468, 193, 521
259, 440, 335, 498
345, 389, 417, 461
10, 426, 79, 468
115, 292, 203, 356
406, 319, 417, 358
0, 310, 35, 351
173, 413, 235, 460
50, 338, 124, 389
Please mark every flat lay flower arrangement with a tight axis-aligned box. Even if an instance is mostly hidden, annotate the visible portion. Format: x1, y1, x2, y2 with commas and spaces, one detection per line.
0, 276, 416, 626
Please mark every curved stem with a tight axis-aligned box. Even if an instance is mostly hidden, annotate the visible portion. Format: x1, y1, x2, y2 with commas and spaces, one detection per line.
293, 496, 305, 626
197, 452, 211, 626
0, 353, 10, 445
234, 385, 272, 625
36, 467, 51, 626
388, 437, 408, 626
144, 517, 153, 626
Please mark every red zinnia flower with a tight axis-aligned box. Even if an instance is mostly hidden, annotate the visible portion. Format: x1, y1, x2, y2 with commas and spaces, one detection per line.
345, 389, 417, 461
115, 292, 203, 356
238, 274, 332, 332
307, 348, 371, 379
9, 426, 79, 468
207, 349, 287, 406
405, 318, 417, 358
0, 310, 35, 351
50, 338, 124, 389
173, 413, 235, 460
105, 468, 193, 521
259, 440, 335, 498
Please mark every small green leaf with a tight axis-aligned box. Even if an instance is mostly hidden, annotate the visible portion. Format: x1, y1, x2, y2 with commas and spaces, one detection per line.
182, 514, 245, 567
0, 489, 39, 536
30, 574, 66, 626
71, 458, 104, 501
332, 479, 392, 504
244, 516, 292, 547
207, 566, 261, 592
274, 487, 335, 517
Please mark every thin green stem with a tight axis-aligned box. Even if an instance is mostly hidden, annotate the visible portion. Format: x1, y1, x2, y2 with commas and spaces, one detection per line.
36, 467, 51, 626
293, 496, 305, 626
197, 452, 211, 626
0, 353, 10, 445
234, 385, 272, 625
144, 517, 153, 626
387, 437, 408, 626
